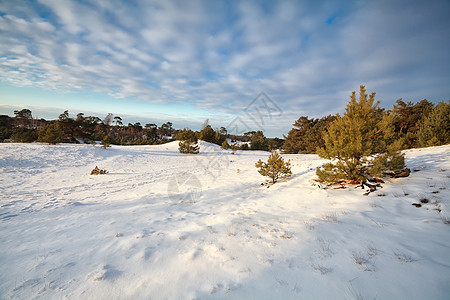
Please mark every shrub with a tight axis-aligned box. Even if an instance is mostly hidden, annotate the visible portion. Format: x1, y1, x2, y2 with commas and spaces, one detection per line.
369, 143, 406, 177
255, 152, 292, 183
38, 123, 64, 144
316, 85, 405, 183
316, 162, 343, 183
10, 128, 38, 143
250, 130, 269, 150
177, 128, 199, 154
0, 126, 12, 141
199, 125, 216, 144
101, 135, 112, 148
90, 166, 108, 175
221, 140, 230, 149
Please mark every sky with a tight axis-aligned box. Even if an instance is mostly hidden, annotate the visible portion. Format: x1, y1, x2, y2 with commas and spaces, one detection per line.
0, 0, 449, 137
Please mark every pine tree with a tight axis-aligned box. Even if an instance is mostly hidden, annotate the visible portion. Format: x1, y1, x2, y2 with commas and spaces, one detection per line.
199, 125, 216, 144
38, 123, 65, 144
392, 99, 434, 148
255, 152, 292, 183
418, 101, 450, 147
282, 116, 313, 153
10, 128, 38, 143
177, 129, 199, 154
282, 115, 336, 154
317, 85, 405, 183
250, 130, 268, 150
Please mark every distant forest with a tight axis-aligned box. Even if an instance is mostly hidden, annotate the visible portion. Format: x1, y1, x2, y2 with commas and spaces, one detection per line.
1, 96, 449, 152
0, 109, 283, 150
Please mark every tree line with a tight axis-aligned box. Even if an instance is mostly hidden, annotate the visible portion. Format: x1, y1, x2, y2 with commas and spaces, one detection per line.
0, 109, 282, 149
0, 110, 177, 145
283, 96, 449, 154
1, 89, 448, 154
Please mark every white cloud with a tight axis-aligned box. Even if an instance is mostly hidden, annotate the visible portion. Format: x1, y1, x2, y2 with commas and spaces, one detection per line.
38, 0, 82, 34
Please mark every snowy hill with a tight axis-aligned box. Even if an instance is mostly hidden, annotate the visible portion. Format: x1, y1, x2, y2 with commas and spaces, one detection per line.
0, 142, 449, 299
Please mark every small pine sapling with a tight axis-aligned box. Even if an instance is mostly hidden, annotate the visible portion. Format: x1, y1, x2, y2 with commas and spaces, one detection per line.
255, 152, 292, 184
179, 140, 199, 154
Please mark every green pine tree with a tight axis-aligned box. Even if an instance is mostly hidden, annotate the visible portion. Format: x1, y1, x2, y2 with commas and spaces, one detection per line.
199, 125, 216, 144
316, 85, 405, 183
250, 130, 269, 150
177, 129, 199, 154
38, 123, 65, 144
418, 101, 450, 147
10, 128, 38, 143
282, 115, 336, 154
392, 99, 434, 148
255, 152, 292, 183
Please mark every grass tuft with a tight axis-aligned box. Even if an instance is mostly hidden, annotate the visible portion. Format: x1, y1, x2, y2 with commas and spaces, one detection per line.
393, 250, 416, 263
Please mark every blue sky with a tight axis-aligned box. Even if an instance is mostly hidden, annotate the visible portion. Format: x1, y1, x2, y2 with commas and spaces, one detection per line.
1, 0, 449, 137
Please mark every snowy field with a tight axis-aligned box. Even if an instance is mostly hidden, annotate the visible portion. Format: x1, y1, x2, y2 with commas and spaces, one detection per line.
0, 141, 449, 299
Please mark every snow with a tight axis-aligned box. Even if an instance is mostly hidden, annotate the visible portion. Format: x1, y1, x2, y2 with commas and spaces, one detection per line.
1, 142, 449, 299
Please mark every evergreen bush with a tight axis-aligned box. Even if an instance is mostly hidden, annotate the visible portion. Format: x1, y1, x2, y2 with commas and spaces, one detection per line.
255, 152, 292, 183
38, 123, 64, 144
250, 130, 269, 150
177, 129, 199, 154
199, 125, 216, 144
10, 128, 38, 143
101, 135, 112, 148
316, 86, 405, 183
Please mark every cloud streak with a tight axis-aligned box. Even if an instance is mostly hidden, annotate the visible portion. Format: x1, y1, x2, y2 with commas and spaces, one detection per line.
0, 0, 449, 136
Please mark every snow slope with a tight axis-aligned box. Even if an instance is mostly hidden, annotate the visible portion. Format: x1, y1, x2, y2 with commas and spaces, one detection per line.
0, 142, 449, 299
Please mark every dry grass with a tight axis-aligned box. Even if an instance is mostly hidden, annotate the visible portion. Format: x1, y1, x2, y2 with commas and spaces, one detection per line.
304, 220, 313, 230
279, 232, 293, 239
311, 263, 332, 275
366, 243, 378, 258
352, 251, 375, 271
347, 282, 378, 300
316, 238, 334, 258
393, 250, 416, 263
321, 212, 339, 223
352, 244, 378, 272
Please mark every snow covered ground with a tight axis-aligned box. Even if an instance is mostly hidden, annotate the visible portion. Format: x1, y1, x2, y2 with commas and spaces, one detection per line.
0, 141, 449, 299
